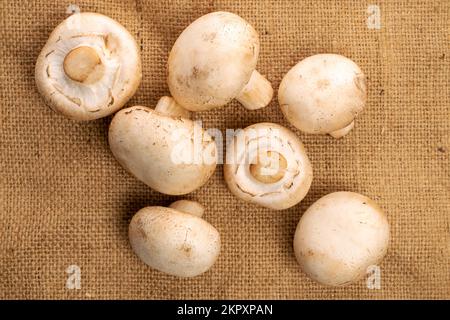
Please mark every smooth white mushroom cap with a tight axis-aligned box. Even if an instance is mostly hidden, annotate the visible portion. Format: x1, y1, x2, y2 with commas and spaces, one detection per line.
168, 11, 265, 111
108, 106, 217, 195
129, 202, 220, 277
35, 12, 141, 120
224, 122, 313, 210
293, 192, 390, 286
278, 54, 366, 135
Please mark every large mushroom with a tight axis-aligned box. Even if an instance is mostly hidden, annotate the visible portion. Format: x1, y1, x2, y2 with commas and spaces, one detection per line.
224, 122, 313, 210
35, 12, 141, 120
167, 11, 273, 112
108, 97, 217, 195
293, 192, 390, 286
129, 200, 220, 277
278, 54, 366, 138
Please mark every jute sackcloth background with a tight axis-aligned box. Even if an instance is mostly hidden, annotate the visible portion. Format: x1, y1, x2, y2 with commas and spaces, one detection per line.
0, 0, 449, 299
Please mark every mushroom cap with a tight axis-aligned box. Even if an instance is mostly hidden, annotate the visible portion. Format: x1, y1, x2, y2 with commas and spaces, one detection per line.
224, 122, 313, 210
129, 205, 220, 277
278, 54, 366, 134
35, 12, 141, 120
293, 192, 390, 286
168, 11, 260, 111
108, 106, 217, 195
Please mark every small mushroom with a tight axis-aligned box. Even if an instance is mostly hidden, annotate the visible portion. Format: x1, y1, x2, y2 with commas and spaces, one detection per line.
129, 200, 220, 277
224, 122, 313, 210
278, 54, 366, 138
35, 12, 141, 120
108, 97, 217, 195
293, 192, 390, 286
167, 11, 273, 112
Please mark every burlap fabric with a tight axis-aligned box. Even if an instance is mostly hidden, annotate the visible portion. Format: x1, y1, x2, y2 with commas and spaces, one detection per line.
1, 0, 449, 299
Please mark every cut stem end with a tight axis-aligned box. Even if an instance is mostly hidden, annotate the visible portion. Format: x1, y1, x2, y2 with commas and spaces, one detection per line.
250, 151, 287, 184
63, 46, 103, 83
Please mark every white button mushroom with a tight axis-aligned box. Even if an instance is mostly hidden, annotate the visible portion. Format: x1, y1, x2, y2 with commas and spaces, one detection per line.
167, 11, 273, 112
108, 97, 217, 195
35, 12, 141, 120
293, 192, 390, 286
129, 200, 220, 277
278, 54, 367, 138
224, 123, 313, 210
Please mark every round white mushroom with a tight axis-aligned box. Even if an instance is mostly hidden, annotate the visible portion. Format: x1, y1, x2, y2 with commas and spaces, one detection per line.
167, 11, 273, 112
293, 192, 390, 286
278, 54, 366, 138
224, 122, 313, 210
108, 97, 217, 195
129, 200, 220, 277
35, 12, 141, 120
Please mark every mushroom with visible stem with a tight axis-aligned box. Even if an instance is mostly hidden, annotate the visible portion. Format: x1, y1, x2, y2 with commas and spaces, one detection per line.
278, 54, 366, 138
293, 192, 390, 286
108, 97, 217, 195
35, 12, 141, 120
167, 11, 273, 112
224, 122, 313, 210
129, 200, 220, 277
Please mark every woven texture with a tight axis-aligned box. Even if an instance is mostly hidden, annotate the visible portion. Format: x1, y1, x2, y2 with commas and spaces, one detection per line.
0, 0, 449, 299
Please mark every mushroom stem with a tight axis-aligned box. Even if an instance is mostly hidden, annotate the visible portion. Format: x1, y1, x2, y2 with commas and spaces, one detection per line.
63, 46, 103, 83
169, 200, 205, 217
250, 151, 287, 184
155, 96, 191, 119
329, 121, 355, 139
236, 70, 273, 110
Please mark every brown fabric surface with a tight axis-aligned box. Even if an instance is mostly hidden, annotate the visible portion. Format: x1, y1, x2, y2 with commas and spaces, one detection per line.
0, 0, 449, 299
